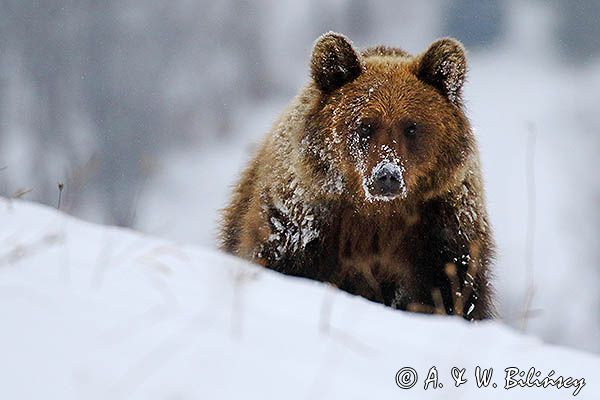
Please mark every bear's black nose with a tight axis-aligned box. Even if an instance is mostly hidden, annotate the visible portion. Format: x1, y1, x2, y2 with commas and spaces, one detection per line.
372, 163, 404, 197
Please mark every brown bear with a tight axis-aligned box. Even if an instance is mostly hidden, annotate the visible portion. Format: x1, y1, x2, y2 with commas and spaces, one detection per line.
220, 32, 495, 320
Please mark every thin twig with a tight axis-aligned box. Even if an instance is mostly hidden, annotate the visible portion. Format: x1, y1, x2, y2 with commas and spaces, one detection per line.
431, 288, 445, 315
57, 182, 64, 209
445, 262, 462, 315
230, 269, 259, 338
319, 288, 335, 335
521, 122, 537, 331
12, 188, 33, 199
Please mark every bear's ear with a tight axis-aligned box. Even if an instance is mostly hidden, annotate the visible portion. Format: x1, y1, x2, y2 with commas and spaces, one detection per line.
311, 32, 363, 93
417, 38, 467, 104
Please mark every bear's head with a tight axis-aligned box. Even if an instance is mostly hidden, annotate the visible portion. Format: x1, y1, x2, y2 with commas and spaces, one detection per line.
303, 32, 475, 210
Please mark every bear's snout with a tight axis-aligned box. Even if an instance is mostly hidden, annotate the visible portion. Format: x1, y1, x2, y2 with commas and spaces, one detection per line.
370, 162, 406, 199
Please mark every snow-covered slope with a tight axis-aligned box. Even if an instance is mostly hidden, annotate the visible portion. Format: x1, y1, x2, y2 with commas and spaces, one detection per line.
0, 198, 597, 399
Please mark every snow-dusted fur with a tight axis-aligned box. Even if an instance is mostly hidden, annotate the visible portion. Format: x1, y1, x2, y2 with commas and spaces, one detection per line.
220, 32, 495, 320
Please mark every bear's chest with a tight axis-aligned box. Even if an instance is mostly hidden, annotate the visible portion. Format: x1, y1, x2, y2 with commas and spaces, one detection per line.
322, 213, 421, 307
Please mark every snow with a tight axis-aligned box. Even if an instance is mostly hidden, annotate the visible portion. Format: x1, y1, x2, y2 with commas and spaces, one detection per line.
361, 159, 407, 202
265, 183, 320, 261
438, 56, 465, 104
1, 197, 598, 399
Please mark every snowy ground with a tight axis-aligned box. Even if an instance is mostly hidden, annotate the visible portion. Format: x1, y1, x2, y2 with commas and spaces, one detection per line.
1, 198, 598, 399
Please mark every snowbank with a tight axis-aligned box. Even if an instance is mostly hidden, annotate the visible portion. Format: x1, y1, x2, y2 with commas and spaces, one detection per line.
0, 198, 597, 399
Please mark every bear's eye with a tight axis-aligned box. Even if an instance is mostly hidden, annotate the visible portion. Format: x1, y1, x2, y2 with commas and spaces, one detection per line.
404, 122, 418, 138
357, 121, 374, 138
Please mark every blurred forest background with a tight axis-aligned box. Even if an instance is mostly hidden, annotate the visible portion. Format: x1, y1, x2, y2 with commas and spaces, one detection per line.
0, 1, 598, 352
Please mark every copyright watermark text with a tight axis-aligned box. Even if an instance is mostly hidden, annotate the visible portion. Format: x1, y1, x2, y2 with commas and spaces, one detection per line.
395, 366, 586, 396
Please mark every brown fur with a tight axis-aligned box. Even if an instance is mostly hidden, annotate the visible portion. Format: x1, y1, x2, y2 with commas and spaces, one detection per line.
220, 32, 495, 320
